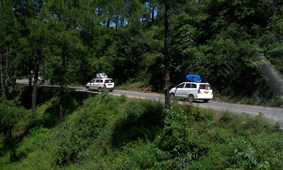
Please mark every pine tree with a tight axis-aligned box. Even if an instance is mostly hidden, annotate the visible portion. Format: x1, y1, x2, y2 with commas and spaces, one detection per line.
44, 0, 94, 122
164, 0, 170, 109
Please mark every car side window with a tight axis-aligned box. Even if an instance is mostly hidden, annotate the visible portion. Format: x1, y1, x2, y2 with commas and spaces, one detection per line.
192, 84, 196, 88
100, 80, 103, 83
177, 83, 184, 88
96, 80, 100, 83
185, 83, 191, 88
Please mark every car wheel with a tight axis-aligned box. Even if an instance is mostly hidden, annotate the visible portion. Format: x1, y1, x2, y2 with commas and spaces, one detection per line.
189, 95, 194, 102
86, 86, 90, 91
203, 99, 209, 103
98, 88, 101, 92
170, 93, 175, 99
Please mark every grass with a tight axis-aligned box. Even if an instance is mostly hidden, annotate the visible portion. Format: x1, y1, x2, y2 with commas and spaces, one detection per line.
115, 81, 145, 91
1, 87, 283, 169
213, 90, 283, 108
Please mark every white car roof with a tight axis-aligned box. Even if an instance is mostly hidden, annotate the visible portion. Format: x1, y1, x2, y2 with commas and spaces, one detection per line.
182, 82, 210, 84
93, 77, 113, 80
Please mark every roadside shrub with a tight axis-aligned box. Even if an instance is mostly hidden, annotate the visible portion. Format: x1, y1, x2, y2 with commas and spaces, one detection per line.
264, 94, 283, 107
105, 139, 157, 169
220, 110, 235, 123
15, 125, 49, 160
54, 95, 124, 166
111, 99, 165, 148
153, 104, 283, 169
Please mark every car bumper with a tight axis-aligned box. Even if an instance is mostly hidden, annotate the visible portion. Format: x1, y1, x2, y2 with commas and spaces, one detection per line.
105, 87, 114, 90
194, 94, 213, 100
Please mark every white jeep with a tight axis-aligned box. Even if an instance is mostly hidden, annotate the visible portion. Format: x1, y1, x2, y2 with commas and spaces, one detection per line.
86, 77, 114, 92
169, 82, 213, 102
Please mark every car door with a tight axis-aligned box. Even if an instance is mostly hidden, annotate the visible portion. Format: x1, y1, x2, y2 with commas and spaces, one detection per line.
184, 83, 192, 97
175, 83, 185, 98
191, 83, 197, 96
89, 79, 96, 90
99, 79, 104, 89
95, 79, 103, 89
94, 79, 100, 90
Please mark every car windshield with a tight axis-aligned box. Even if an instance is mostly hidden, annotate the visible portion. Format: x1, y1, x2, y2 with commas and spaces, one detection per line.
199, 84, 212, 90
105, 80, 113, 83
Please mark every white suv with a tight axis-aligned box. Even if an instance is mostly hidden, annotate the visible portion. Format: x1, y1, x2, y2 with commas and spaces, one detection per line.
86, 78, 115, 92
169, 82, 213, 102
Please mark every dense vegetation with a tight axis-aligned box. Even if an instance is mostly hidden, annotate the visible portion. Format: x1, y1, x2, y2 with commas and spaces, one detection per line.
1, 87, 283, 169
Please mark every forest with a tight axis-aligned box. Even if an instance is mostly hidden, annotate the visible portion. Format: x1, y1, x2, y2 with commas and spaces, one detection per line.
1, 0, 283, 99
1, 0, 283, 169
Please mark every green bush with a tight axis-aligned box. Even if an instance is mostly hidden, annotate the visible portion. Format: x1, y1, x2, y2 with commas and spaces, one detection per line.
1, 92, 283, 170
111, 99, 165, 148
15, 125, 49, 160
54, 94, 125, 166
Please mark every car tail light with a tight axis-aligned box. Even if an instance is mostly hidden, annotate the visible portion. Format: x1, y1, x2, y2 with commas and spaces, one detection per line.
212, 90, 213, 94
198, 88, 200, 94
104, 83, 106, 87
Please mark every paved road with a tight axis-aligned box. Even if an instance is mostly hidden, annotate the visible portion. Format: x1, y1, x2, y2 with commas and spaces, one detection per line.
16, 79, 283, 126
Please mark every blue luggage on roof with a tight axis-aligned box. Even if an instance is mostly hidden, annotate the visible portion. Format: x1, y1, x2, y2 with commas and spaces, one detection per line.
186, 74, 201, 82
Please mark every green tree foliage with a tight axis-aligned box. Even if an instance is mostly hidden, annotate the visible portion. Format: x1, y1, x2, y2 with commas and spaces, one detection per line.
0, 97, 26, 162
0, 98, 25, 137
0, 0, 22, 96
105, 26, 164, 84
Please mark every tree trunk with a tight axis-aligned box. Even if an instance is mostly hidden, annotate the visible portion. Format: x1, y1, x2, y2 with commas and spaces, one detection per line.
5, 45, 9, 87
32, 45, 40, 113
121, 1, 126, 27
115, 14, 118, 29
0, 52, 4, 98
152, 7, 155, 22
120, 17, 124, 27
59, 50, 65, 123
157, 5, 162, 21
1, 50, 7, 135
29, 56, 32, 90
164, 0, 170, 110
107, 18, 110, 28
13, 48, 20, 85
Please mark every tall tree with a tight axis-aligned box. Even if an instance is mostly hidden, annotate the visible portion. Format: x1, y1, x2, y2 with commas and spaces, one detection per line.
25, 1, 46, 113
164, 0, 170, 109
0, 52, 4, 98
44, 0, 93, 122
0, 0, 21, 97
